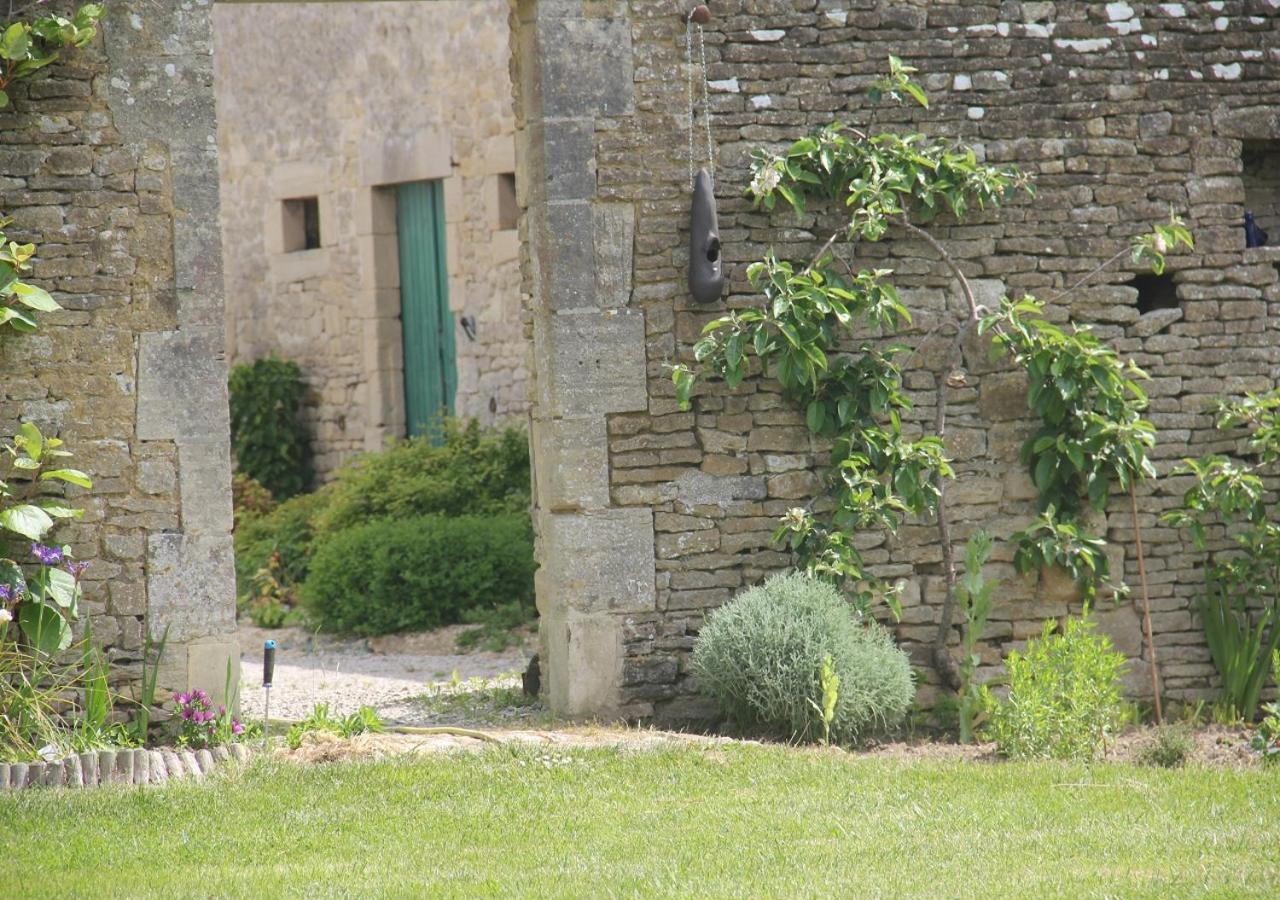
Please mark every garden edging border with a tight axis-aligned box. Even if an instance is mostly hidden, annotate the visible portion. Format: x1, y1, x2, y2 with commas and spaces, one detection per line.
0, 744, 252, 791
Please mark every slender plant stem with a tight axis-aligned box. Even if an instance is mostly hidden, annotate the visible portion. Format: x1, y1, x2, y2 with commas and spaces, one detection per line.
899, 211, 973, 690
1050, 246, 1131, 305
900, 214, 979, 322
802, 228, 845, 276
1128, 480, 1163, 725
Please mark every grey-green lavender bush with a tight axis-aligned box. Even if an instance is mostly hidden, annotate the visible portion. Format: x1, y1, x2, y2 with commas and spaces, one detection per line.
691, 571, 914, 743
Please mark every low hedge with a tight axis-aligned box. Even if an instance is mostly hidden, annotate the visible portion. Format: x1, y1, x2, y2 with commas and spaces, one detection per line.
233, 488, 333, 597
314, 420, 530, 536
303, 513, 535, 636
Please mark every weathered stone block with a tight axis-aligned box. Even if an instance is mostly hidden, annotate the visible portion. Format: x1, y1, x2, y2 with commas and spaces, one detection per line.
136, 328, 230, 442
537, 508, 655, 614
542, 310, 647, 416
146, 534, 235, 644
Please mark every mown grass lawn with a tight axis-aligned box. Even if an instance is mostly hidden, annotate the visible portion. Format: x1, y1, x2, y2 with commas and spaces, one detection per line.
4, 743, 1279, 898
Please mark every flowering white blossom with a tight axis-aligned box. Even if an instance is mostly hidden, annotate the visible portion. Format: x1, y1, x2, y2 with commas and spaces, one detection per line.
0, 608, 11, 623
749, 160, 782, 198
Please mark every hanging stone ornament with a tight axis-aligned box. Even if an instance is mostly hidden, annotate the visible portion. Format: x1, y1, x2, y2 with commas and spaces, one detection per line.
686, 4, 724, 304
689, 167, 725, 303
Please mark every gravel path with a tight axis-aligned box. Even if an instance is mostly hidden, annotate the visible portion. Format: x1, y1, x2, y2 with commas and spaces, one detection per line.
237, 625, 530, 725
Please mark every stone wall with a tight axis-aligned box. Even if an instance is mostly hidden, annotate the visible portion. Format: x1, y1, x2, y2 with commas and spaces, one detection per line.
515, 0, 1280, 720
0, 3, 237, 701
215, 1, 526, 479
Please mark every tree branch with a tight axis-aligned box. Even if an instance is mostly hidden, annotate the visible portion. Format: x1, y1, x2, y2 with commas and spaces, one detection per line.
899, 214, 980, 322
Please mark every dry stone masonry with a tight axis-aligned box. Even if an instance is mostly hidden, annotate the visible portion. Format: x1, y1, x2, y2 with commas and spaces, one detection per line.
514, 0, 1280, 720
0, 3, 236, 702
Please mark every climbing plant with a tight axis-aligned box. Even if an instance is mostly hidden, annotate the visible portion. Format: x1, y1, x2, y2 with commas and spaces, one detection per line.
672, 58, 1188, 696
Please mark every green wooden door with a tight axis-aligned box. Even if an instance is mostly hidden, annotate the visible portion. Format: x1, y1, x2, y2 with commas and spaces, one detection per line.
396, 180, 456, 438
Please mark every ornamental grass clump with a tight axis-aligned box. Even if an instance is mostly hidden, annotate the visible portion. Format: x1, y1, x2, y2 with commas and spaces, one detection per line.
691, 571, 914, 744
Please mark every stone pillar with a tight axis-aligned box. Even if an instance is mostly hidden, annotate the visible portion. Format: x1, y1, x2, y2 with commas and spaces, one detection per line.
512, 0, 653, 718
104, 4, 238, 704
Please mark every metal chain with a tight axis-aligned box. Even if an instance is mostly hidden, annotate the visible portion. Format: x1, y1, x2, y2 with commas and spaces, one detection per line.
686, 13, 714, 185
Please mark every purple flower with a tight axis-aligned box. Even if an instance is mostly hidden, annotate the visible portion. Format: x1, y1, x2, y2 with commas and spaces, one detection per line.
30, 544, 64, 566
66, 560, 90, 579
175, 691, 190, 705
0, 584, 13, 603
232, 721, 244, 735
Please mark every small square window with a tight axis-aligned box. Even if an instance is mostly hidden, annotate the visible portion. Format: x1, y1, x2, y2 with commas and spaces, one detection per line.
1242, 140, 1279, 247
497, 173, 518, 231
282, 196, 321, 252
1129, 272, 1179, 314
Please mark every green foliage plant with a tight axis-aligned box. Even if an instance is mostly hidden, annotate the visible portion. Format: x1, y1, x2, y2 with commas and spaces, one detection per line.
1137, 724, 1193, 769
671, 57, 1184, 704
285, 702, 383, 750
228, 356, 314, 500
984, 614, 1128, 760
233, 486, 331, 600
315, 418, 530, 536
1164, 391, 1280, 720
807, 655, 840, 746
674, 64, 1029, 618
956, 531, 994, 744
232, 472, 276, 530
691, 571, 914, 744
0, 3, 101, 109
1250, 651, 1280, 763
303, 513, 536, 636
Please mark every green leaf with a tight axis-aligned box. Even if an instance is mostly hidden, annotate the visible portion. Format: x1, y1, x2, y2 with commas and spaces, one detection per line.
0, 503, 54, 540
0, 22, 30, 61
903, 81, 929, 109
32, 566, 79, 609
806, 400, 826, 433
18, 601, 72, 654
11, 281, 60, 311
40, 468, 92, 489
37, 502, 83, 519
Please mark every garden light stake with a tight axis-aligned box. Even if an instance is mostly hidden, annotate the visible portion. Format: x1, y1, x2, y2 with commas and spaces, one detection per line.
263, 639, 276, 747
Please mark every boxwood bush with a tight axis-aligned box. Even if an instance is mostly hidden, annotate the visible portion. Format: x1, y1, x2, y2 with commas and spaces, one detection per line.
229, 356, 313, 500
303, 513, 535, 636
692, 571, 914, 743
315, 419, 530, 536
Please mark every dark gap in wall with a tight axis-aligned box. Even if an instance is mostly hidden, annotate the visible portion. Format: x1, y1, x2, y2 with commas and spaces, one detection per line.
283, 196, 321, 252
1242, 140, 1279, 246
1129, 272, 1179, 314
497, 173, 518, 231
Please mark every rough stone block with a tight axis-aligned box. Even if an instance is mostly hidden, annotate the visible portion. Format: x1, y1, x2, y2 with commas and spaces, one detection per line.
146, 534, 236, 644
178, 439, 234, 536
540, 604, 623, 719
536, 508, 655, 614
136, 328, 230, 441
187, 639, 241, 708
532, 415, 611, 512
594, 203, 635, 308
536, 15, 633, 119
542, 310, 647, 416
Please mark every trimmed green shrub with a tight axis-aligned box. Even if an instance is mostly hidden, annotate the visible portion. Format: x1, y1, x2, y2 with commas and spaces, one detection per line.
985, 614, 1128, 760
229, 356, 313, 500
691, 571, 915, 743
315, 419, 529, 536
303, 513, 535, 636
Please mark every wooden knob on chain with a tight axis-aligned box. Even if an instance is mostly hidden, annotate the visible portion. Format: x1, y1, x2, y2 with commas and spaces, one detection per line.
691, 4, 711, 24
